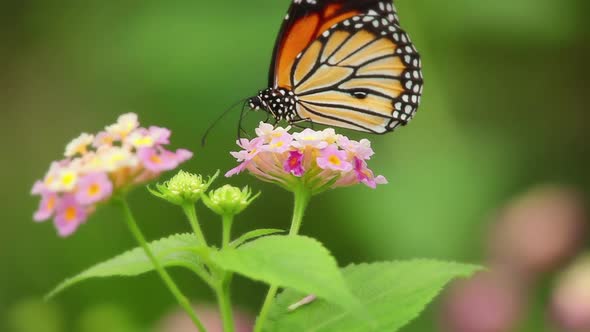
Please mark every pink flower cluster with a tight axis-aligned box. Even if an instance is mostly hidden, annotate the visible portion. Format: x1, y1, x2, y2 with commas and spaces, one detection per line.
226, 123, 387, 193
31, 113, 193, 236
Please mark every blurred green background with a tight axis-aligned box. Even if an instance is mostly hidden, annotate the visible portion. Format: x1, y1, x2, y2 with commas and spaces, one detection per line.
1, 0, 589, 331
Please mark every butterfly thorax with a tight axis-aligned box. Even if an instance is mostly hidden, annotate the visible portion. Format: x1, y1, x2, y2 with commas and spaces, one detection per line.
248, 87, 299, 122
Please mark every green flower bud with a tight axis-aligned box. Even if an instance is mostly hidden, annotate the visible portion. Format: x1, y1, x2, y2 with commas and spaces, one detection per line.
202, 185, 260, 216
149, 170, 218, 205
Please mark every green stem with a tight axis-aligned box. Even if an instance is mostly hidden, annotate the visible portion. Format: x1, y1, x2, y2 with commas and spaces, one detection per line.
182, 203, 207, 246
116, 199, 207, 332
254, 186, 312, 332
216, 213, 236, 332
254, 284, 278, 332
288, 187, 312, 235
222, 214, 233, 248
216, 276, 236, 332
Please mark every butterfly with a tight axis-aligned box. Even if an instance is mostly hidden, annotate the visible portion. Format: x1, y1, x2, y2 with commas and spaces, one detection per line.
247, 0, 423, 134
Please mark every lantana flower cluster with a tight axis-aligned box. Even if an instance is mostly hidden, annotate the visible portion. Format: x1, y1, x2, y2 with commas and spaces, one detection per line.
226, 122, 387, 194
32, 113, 192, 236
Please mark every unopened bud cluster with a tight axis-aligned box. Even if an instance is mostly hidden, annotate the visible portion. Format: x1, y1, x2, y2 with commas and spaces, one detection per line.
150, 170, 218, 205
202, 185, 259, 216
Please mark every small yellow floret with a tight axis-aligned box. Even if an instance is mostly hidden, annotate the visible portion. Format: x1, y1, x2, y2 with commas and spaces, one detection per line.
65, 133, 94, 157
88, 183, 101, 196
106, 113, 139, 138
100, 147, 137, 171
150, 155, 162, 164
65, 206, 77, 222
134, 136, 154, 147
44, 174, 55, 186
47, 196, 56, 210
49, 169, 78, 191
328, 155, 341, 165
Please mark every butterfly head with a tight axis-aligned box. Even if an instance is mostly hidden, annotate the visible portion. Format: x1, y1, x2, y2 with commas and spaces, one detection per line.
247, 95, 263, 111
248, 88, 298, 121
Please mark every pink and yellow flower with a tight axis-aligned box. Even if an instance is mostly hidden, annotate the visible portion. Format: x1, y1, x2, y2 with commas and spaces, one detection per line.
51, 166, 79, 192
54, 195, 87, 237
230, 138, 264, 162
138, 147, 193, 173
284, 150, 305, 177
317, 145, 353, 172
34, 191, 58, 222
291, 128, 329, 150
75, 173, 113, 205
255, 122, 291, 140
31, 113, 193, 237
64, 133, 94, 157
105, 113, 139, 139
352, 158, 388, 189
265, 133, 293, 153
226, 122, 387, 194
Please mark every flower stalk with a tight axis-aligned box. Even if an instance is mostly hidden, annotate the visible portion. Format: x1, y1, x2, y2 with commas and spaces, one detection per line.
254, 186, 311, 332
222, 214, 234, 248
288, 185, 312, 235
216, 274, 236, 332
202, 184, 259, 332
116, 199, 206, 332
215, 213, 237, 332
182, 203, 207, 246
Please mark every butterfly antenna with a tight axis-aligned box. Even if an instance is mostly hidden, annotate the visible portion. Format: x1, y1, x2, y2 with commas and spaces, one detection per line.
201, 98, 248, 147
236, 100, 249, 141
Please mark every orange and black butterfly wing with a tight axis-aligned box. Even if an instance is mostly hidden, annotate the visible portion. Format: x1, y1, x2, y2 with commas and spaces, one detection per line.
269, 0, 385, 89
271, 1, 423, 134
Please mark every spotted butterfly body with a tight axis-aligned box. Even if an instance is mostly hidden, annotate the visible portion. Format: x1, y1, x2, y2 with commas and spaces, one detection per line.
248, 0, 423, 134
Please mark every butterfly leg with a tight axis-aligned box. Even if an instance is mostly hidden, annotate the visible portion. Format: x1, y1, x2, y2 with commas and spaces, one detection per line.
290, 117, 314, 130
269, 117, 284, 130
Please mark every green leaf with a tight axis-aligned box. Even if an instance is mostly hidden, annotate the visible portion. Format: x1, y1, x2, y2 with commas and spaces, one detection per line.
210, 235, 357, 309
264, 260, 480, 332
230, 228, 285, 248
46, 233, 204, 300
